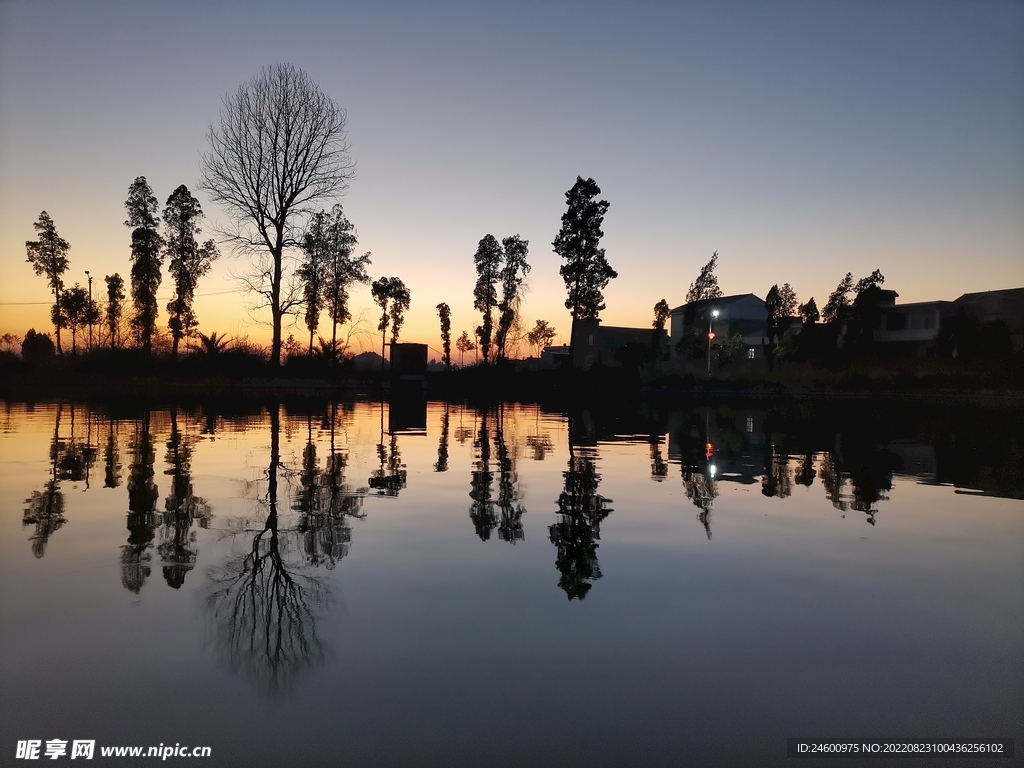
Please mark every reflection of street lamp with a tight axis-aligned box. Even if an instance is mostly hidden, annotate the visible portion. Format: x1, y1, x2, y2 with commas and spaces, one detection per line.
707, 309, 719, 376
85, 270, 93, 351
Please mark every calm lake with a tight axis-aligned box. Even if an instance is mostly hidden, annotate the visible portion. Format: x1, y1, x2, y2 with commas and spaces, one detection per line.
1, 398, 1021, 766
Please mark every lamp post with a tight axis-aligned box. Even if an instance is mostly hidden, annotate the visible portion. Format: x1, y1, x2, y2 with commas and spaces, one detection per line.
85, 270, 93, 351
707, 309, 719, 376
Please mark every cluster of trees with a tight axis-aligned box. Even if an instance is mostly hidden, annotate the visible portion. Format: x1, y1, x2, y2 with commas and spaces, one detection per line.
24, 178, 220, 359
434, 176, 616, 369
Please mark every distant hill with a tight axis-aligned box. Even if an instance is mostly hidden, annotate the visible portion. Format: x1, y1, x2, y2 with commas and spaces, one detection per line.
351, 351, 387, 371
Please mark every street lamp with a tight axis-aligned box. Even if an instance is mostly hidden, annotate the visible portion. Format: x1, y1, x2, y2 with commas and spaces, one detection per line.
706, 309, 719, 376
85, 270, 93, 351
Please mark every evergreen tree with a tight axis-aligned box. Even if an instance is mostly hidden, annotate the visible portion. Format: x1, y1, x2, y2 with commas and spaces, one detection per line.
25, 211, 70, 354
495, 235, 530, 361
472, 234, 502, 363
652, 299, 670, 358
822, 272, 854, 324
125, 177, 163, 354
685, 251, 723, 304
163, 185, 218, 360
105, 274, 125, 348
798, 297, 819, 324
436, 303, 452, 370
552, 177, 616, 363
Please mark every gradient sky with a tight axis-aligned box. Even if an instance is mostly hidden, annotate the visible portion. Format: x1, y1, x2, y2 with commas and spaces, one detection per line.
1, 0, 1022, 354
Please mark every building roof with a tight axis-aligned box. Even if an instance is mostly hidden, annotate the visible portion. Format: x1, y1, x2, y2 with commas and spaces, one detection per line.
670, 293, 762, 315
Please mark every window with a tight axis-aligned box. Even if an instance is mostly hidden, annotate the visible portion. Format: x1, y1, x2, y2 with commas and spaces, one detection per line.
746, 417, 754, 433
747, 348, 755, 359
588, 334, 594, 346
887, 312, 907, 331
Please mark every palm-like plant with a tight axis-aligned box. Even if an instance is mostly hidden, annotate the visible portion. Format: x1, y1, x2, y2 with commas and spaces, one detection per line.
194, 331, 232, 357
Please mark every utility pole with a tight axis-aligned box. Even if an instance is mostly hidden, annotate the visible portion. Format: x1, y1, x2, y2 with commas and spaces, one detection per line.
85, 270, 93, 350
706, 308, 719, 376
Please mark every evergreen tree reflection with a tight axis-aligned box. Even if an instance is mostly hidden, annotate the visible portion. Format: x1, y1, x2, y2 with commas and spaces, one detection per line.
122, 411, 158, 593
368, 403, 407, 496
549, 425, 612, 599
23, 406, 67, 558
819, 452, 848, 513
469, 409, 497, 540
206, 405, 328, 694
103, 415, 122, 488
495, 404, 526, 543
794, 452, 816, 487
761, 445, 792, 499
293, 408, 366, 569
649, 434, 668, 481
682, 468, 717, 540
159, 407, 211, 589
434, 402, 450, 472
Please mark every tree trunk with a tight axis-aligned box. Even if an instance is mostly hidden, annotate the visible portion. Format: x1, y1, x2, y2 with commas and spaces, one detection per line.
270, 234, 284, 367
53, 287, 63, 354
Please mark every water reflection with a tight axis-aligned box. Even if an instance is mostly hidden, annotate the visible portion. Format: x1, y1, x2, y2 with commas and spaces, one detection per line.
161, 407, 211, 589
549, 419, 612, 599
123, 412, 159, 593
293, 407, 367, 569
206, 406, 328, 694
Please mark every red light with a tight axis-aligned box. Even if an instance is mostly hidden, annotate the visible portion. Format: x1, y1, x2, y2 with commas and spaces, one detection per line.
705, 442, 714, 458
708, 331, 716, 340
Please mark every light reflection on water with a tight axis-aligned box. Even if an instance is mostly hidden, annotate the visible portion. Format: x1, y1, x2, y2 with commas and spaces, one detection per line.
1, 399, 1021, 766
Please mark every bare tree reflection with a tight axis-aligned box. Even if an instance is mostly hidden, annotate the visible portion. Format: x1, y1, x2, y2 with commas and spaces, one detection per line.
23, 407, 66, 558
549, 432, 612, 600
160, 407, 212, 589
122, 411, 158, 593
206, 405, 328, 694
495, 404, 526, 543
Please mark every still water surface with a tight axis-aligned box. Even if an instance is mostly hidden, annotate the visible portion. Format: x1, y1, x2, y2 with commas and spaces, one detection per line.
1, 399, 1021, 766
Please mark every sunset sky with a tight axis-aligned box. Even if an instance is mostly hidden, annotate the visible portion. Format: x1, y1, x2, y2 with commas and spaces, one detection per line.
1, 0, 1022, 356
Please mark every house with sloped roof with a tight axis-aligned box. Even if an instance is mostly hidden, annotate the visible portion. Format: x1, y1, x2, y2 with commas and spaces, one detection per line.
669, 293, 767, 360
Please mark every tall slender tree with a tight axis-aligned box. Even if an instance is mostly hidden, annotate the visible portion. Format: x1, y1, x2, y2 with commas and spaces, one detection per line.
472, 235, 502, 363
296, 210, 331, 355
370, 277, 410, 371
495, 235, 530, 361
105, 274, 125, 348
324, 208, 370, 352
163, 185, 219, 360
552, 177, 616, 363
652, 299, 670, 359
436, 302, 452, 370
25, 211, 71, 354
125, 177, 163, 354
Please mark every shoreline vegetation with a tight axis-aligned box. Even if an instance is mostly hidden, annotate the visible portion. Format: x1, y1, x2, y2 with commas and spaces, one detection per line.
2, 350, 1021, 406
